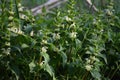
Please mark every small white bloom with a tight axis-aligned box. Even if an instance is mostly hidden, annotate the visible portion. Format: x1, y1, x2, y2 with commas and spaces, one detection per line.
69, 32, 77, 39
18, 7, 24, 12
9, 11, 14, 15
86, 59, 91, 64
17, 29, 23, 34
41, 47, 48, 53
90, 56, 96, 61
18, 3, 22, 7
39, 61, 44, 66
20, 14, 28, 20
42, 40, 47, 44
2, 48, 10, 55
65, 16, 72, 21
100, 29, 104, 32
85, 65, 92, 71
53, 33, 60, 40
70, 23, 76, 27
32, 18, 35, 22
30, 31, 34, 36
8, 16, 13, 20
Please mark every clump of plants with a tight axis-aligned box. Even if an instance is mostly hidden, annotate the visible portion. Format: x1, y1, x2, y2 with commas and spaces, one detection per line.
0, 0, 120, 80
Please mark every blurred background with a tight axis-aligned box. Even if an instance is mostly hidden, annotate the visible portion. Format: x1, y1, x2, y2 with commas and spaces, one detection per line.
21, 0, 120, 13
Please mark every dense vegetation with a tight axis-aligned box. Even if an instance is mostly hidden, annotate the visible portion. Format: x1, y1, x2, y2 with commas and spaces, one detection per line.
0, 0, 120, 80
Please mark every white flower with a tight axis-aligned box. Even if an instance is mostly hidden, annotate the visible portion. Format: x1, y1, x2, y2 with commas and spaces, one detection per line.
53, 33, 60, 40
86, 59, 91, 64
70, 23, 76, 27
8, 16, 13, 20
41, 47, 48, 53
85, 65, 92, 71
2, 48, 10, 55
18, 7, 24, 12
42, 40, 47, 44
18, 3, 22, 7
9, 11, 14, 15
32, 18, 35, 22
69, 32, 77, 39
90, 56, 96, 61
65, 16, 72, 21
20, 14, 28, 20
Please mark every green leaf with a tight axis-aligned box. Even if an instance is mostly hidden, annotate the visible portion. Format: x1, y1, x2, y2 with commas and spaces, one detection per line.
9, 64, 20, 80
75, 39, 82, 50
29, 61, 36, 73
99, 54, 107, 64
60, 51, 67, 67
43, 64, 54, 77
41, 52, 50, 63
90, 70, 101, 80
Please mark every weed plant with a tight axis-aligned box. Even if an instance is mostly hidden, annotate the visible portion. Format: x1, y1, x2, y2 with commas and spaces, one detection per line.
0, 0, 120, 80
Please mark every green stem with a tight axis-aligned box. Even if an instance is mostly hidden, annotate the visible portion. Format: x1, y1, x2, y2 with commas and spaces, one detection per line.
110, 64, 120, 79
14, 0, 20, 19
82, 71, 89, 80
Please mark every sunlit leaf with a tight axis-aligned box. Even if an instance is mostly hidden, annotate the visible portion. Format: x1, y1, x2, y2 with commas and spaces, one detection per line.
29, 61, 36, 73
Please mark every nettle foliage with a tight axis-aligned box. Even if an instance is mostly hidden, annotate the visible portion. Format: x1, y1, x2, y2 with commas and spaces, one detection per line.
0, 0, 120, 80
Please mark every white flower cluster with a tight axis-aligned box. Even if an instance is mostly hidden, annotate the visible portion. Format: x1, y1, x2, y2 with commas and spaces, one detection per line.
8, 27, 23, 34
85, 56, 99, 71
18, 3, 24, 12
8, 11, 14, 21
85, 65, 93, 71
69, 32, 77, 39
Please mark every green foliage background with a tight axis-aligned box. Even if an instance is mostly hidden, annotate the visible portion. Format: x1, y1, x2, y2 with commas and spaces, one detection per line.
0, 0, 120, 80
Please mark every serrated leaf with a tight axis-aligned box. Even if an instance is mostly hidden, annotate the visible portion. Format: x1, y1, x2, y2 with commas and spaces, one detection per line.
90, 70, 101, 80
99, 54, 107, 64
75, 39, 81, 48
43, 64, 54, 77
